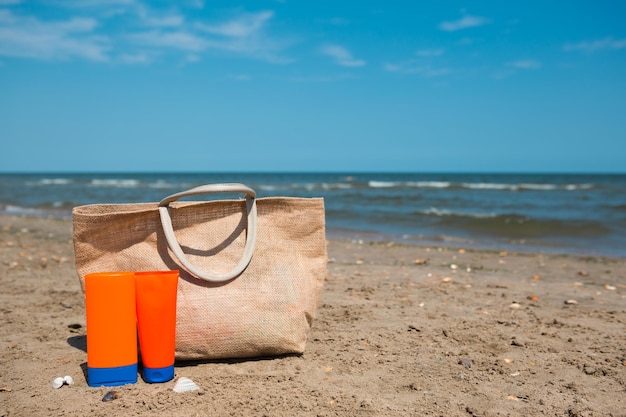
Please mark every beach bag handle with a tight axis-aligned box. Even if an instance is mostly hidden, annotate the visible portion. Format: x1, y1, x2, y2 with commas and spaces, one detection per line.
158, 183, 257, 283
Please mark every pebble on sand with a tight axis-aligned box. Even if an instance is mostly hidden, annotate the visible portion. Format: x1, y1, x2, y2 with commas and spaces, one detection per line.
459, 358, 472, 369
102, 391, 120, 402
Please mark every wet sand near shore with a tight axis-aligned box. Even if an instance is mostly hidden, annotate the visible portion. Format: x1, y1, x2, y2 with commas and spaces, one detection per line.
1, 214, 625, 416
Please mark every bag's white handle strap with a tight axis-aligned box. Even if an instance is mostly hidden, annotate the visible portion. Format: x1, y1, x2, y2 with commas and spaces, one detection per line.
158, 183, 257, 283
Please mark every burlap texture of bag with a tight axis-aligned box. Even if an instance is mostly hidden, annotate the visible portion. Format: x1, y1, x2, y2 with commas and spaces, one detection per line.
72, 184, 326, 361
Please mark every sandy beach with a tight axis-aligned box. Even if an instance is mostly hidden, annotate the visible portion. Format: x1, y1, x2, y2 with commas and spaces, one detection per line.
1, 213, 625, 416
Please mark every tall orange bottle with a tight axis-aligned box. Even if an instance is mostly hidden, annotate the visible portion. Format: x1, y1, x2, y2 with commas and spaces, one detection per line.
135, 271, 179, 383
85, 271, 138, 387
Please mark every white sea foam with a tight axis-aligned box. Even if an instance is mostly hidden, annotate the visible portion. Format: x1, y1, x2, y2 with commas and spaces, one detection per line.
462, 182, 515, 190
39, 178, 72, 185
90, 179, 140, 187
410, 181, 451, 188
519, 183, 558, 190
420, 207, 453, 216
147, 180, 185, 189
265, 182, 353, 191
565, 184, 593, 190
2, 205, 48, 216
258, 185, 280, 191
320, 182, 352, 190
368, 181, 398, 188
420, 207, 496, 218
461, 182, 593, 191
370, 181, 452, 189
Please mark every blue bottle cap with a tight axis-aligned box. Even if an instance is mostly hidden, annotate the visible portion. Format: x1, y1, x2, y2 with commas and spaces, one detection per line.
87, 363, 138, 387
142, 365, 175, 383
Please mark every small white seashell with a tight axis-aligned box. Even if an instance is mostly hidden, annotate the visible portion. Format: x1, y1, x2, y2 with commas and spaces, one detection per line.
173, 377, 199, 393
52, 377, 65, 389
63, 375, 74, 385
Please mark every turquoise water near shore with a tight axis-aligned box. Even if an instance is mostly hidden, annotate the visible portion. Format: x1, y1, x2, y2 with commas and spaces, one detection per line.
1, 173, 625, 257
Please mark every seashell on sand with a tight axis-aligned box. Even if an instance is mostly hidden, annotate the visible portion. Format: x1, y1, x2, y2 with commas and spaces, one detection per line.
102, 390, 120, 402
173, 377, 199, 393
63, 375, 74, 385
52, 377, 65, 389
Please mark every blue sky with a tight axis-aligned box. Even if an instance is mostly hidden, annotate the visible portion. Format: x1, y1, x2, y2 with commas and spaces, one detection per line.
1, 1, 625, 173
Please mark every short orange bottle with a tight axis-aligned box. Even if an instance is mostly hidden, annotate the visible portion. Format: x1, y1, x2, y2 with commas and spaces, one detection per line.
135, 271, 179, 383
85, 272, 138, 387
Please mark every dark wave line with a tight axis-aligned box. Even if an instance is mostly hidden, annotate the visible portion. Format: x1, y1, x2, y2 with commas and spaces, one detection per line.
416, 211, 610, 238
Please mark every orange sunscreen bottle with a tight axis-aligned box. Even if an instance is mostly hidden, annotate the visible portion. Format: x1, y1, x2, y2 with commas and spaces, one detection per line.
85, 272, 138, 387
135, 270, 179, 383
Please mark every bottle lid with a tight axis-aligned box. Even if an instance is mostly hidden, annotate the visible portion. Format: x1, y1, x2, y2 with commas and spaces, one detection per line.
142, 365, 175, 383
88, 363, 138, 387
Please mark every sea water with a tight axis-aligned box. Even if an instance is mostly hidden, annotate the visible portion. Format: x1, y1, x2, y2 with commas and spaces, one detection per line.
1, 172, 625, 257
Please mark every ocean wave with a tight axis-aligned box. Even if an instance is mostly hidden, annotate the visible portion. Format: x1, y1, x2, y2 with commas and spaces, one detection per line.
1, 204, 72, 219
461, 182, 532, 191
418, 207, 497, 218
565, 184, 594, 190
26, 178, 73, 186
1, 205, 53, 216
416, 209, 609, 238
367, 180, 595, 191
369, 181, 451, 188
320, 182, 353, 190
259, 182, 353, 191
147, 180, 190, 189
369, 181, 402, 188
90, 179, 141, 188
410, 181, 452, 188
607, 204, 626, 212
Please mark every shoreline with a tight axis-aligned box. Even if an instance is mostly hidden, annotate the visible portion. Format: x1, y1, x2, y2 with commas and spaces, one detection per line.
2, 170, 626, 259
4, 208, 625, 260
1, 213, 625, 416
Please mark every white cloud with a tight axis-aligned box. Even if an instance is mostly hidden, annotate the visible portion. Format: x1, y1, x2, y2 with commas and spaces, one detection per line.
57, 0, 136, 7
129, 30, 207, 52
136, 5, 184, 27
186, 0, 204, 8
0, 9, 15, 23
197, 11, 273, 38
0, 6, 293, 64
118, 51, 150, 63
288, 74, 355, 83
415, 48, 444, 57
563, 37, 626, 53
439, 15, 490, 32
320, 44, 365, 67
191, 10, 293, 63
0, 10, 109, 61
384, 62, 450, 77
129, 23, 293, 63
507, 60, 542, 69
140, 14, 184, 28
